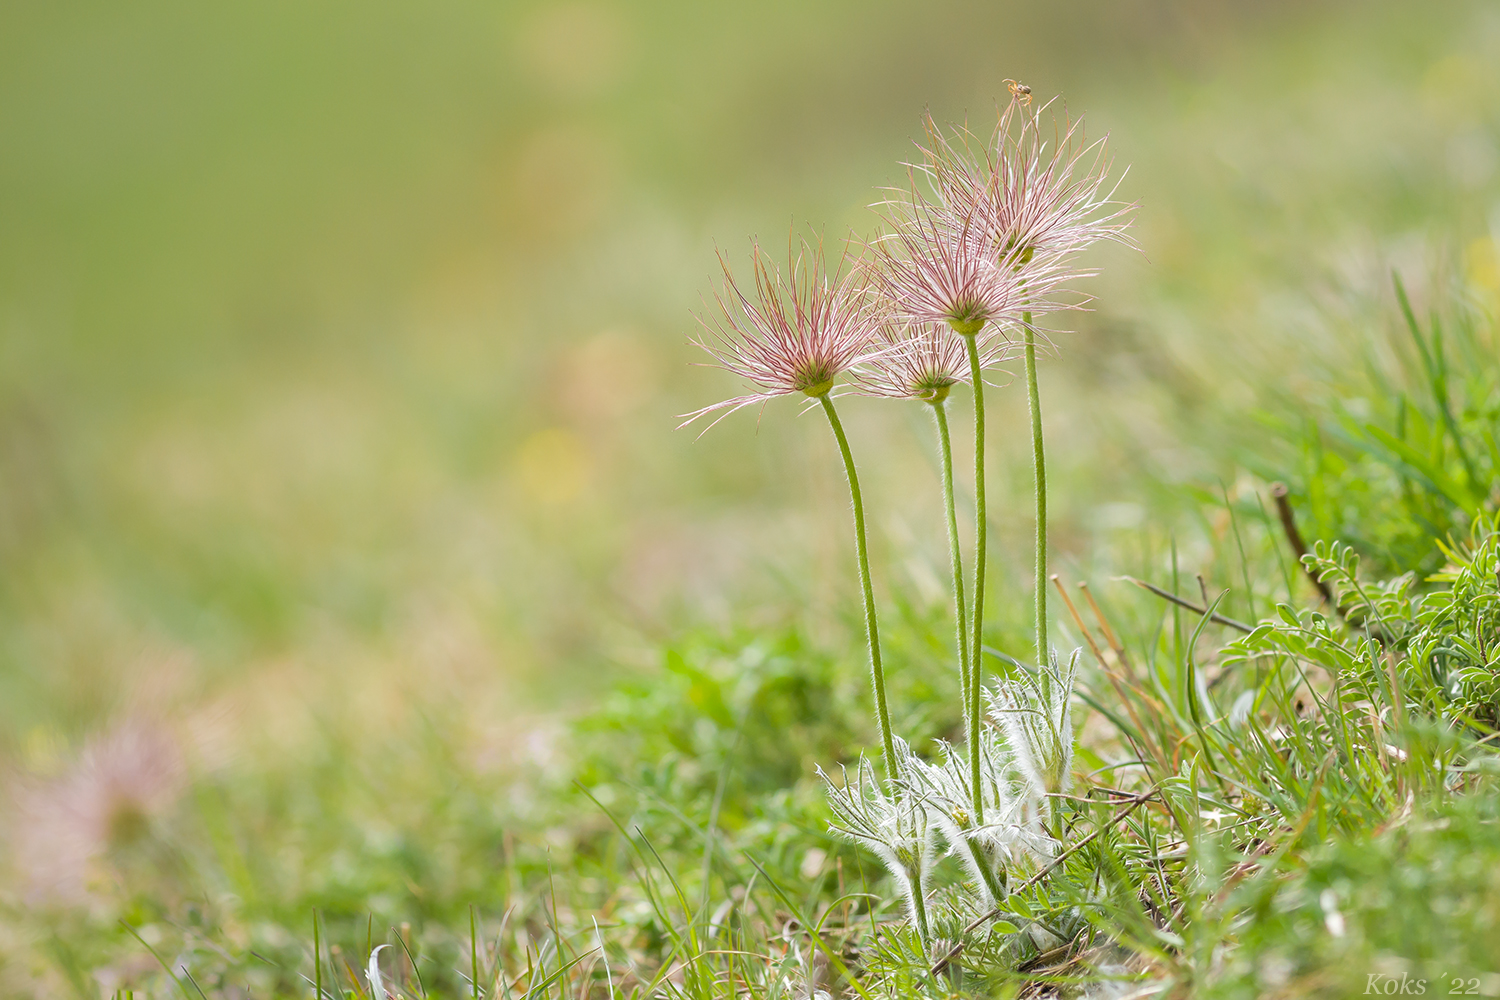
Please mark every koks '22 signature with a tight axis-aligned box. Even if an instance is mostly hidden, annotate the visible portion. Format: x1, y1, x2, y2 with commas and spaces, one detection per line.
1364, 974, 1489, 995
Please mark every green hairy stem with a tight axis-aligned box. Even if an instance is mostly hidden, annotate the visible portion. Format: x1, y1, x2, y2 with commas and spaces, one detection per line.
962, 334, 987, 824
1023, 315, 1048, 670
924, 398, 984, 821
819, 394, 898, 779
930, 401, 971, 750
907, 870, 932, 948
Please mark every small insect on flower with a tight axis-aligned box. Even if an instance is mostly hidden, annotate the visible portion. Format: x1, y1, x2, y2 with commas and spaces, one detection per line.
1004, 78, 1032, 106
679, 236, 880, 433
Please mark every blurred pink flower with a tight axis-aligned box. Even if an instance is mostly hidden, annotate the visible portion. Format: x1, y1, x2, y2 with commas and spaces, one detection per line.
679, 238, 879, 432
11, 720, 185, 904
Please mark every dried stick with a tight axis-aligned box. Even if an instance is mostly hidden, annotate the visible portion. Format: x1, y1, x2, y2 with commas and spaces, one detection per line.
1269, 482, 1335, 606
1118, 577, 1253, 634
930, 784, 1160, 976
1079, 581, 1133, 676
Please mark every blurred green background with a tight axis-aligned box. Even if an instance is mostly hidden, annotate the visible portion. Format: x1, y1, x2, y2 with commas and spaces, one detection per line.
1, 0, 1499, 972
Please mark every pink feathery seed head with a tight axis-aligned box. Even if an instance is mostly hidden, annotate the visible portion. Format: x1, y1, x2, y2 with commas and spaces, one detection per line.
678, 236, 879, 433
911, 111, 991, 220
13, 720, 187, 904
982, 93, 1139, 274
868, 174, 1028, 338
853, 320, 1014, 403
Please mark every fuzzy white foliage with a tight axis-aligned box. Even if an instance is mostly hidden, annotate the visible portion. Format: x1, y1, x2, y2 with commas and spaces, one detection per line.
988, 649, 1081, 800
367, 944, 392, 1000
818, 652, 1081, 944
818, 739, 935, 945
911, 733, 1058, 909
910, 735, 1008, 907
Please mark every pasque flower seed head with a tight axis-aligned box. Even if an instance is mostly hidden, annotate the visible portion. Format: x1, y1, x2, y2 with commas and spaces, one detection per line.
851, 319, 1014, 403
980, 95, 1136, 273
867, 175, 1028, 339
680, 237, 879, 433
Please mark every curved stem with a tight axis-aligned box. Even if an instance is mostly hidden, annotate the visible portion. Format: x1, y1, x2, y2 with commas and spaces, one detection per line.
905, 869, 932, 949
819, 394, 897, 779
1023, 317, 1047, 670
962, 335, 987, 825
930, 401, 970, 746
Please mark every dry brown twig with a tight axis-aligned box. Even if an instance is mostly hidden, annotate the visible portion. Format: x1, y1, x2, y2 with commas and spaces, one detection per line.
930, 783, 1162, 976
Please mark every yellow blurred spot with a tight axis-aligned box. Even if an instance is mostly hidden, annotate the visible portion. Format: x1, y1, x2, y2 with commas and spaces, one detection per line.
21, 724, 66, 773
508, 124, 617, 238
513, 427, 590, 506
561, 328, 657, 423
1422, 53, 1488, 123
517, 2, 631, 100
1467, 237, 1500, 297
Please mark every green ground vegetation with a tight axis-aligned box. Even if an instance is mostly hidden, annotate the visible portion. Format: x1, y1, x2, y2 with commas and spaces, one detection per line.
3, 0, 1500, 997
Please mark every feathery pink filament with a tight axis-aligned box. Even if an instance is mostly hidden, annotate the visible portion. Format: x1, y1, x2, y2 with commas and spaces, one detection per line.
869, 175, 1029, 336
853, 321, 1013, 401
680, 239, 878, 433
982, 97, 1137, 270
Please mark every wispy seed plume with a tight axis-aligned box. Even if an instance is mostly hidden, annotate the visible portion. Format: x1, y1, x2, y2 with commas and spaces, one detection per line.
852, 320, 1014, 402
867, 178, 1028, 337
679, 237, 878, 433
